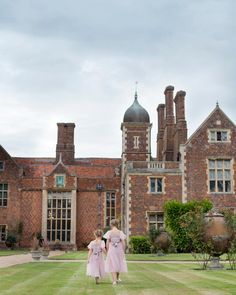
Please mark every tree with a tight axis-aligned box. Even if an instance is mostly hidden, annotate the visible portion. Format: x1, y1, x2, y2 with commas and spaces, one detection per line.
164, 199, 212, 252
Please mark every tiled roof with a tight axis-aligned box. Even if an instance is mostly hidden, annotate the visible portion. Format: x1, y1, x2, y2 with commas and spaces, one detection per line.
13, 157, 121, 178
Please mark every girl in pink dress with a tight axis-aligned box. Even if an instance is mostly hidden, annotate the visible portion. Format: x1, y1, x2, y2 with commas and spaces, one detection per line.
103, 219, 128, 285
86, 229, 106, 284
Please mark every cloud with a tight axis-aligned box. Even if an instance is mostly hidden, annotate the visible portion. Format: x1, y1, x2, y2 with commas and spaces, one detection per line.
0, 0, 235, 157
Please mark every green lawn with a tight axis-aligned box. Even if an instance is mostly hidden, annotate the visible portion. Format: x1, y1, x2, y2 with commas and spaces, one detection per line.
0, 249, 29, 257
0, 262, 236, 295
49, 251, 228, 261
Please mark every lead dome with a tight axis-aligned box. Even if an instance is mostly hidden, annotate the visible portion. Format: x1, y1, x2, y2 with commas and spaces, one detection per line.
123, 92, 150, 123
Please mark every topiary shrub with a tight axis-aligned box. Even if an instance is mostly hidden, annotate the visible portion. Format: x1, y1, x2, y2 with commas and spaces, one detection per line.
129, 235, 151, 254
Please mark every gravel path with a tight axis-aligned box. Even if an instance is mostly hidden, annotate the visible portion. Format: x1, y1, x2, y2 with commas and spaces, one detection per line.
0, 251, 64, 268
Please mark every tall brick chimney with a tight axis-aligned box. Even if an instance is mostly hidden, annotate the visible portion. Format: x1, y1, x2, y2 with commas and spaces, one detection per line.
173, 91, 187, 161
156, 104, 165, 161
56, 123, 75, 164
174, 90, 186, 124
164, 85, 175, 124
163, 86, 175, 161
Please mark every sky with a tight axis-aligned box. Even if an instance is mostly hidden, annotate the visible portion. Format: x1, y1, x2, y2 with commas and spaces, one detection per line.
0, 0, 235, 158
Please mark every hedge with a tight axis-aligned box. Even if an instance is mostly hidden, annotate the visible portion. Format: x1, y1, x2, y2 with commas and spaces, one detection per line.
129, 235, 151, 254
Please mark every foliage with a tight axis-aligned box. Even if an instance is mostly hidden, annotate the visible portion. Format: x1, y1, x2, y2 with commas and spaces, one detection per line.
180, 207, 213, 269
5, 235, 17, 250
223, 209, 236, 269
148, 227, 160, 253
191, 251, 212, 270
129, 236, 151, 254
164, 199, 212, 252
149, 227, 172, 254
149, 227, 160, 244
36, 232, 44, 247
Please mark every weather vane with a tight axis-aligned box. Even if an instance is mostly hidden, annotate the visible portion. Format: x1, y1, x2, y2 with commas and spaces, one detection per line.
135, 81, 138, 99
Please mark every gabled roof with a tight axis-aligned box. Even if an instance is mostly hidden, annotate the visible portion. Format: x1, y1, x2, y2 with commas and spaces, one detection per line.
47, 154, 72, 176
185, 104, 236, 145
0, 145, 20, 168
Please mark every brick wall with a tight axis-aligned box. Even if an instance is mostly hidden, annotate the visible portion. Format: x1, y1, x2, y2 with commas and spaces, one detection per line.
184, 107, 236, 209
128, 173, 182, 235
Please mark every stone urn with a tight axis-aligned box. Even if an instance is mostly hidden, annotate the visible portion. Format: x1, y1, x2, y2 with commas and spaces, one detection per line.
41, 249, 50, 260
204, 212, 232, 269
31, 250, 41, 261
155, 228, 171, 255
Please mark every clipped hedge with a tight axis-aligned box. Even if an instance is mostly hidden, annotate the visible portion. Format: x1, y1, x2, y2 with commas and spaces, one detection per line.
164, 199, 212, 252
129, 235, 151, 254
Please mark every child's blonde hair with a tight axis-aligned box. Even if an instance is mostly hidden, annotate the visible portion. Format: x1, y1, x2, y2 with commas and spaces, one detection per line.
94, 229, 103, 238
110, 219, 119, 228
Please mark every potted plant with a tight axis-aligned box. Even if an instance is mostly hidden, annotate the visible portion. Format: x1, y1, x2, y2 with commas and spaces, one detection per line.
5, 235, 17, 250
41, 240, 50, 260
31, 234, 41, 261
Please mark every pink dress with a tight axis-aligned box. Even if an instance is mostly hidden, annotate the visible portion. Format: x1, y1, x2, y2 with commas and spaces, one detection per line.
86, 240, 106, 278
103, 230, 128, 273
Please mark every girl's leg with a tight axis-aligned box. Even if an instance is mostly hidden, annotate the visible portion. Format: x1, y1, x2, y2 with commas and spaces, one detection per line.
111, 272, 117, 284
95, 277, 99, 284
117, 272, 121, 282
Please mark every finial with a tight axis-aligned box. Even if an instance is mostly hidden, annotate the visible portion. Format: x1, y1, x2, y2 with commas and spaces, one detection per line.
134, 81, 138, 100
216, 101, 219, 108
59, 152, 62, 163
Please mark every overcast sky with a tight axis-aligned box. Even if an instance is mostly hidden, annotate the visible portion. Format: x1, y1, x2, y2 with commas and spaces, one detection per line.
0, 0, 235, 158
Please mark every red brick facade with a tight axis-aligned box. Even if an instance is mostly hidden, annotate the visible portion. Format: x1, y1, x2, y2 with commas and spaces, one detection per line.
0, 86, 235, 248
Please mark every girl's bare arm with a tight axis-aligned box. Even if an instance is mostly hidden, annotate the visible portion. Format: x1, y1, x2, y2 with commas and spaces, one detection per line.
87, 249, 92, 263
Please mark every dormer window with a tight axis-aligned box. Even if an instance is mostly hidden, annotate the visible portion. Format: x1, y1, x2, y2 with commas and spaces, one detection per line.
55, 175, 65, 188
133, 136, 140, 149
0, 161, 4, 171
209, 130, 230, 142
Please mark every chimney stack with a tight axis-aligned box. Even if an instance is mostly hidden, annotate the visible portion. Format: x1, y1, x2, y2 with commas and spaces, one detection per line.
173, 91, 187, 161
162, 85, 175, 161
174, 90, 186, 123
56, 123, 75, 164
156, 104, 165, 160
164, 85, 175, 124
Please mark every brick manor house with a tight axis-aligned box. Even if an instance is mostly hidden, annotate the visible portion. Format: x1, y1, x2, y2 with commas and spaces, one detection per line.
0, 85, 236, 248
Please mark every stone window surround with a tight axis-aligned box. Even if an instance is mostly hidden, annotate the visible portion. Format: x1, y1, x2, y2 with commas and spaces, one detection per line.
0, 183, 8, 207
208, 129, 231, 143
147, 176, 165, 194
0, 161, 5, 171
42, 190, 76, 244
146, 211, 164, 230
133, 136, 140, 149
54, 174, 66, 188
104, 191, 116, 227
206, 158, 234, 194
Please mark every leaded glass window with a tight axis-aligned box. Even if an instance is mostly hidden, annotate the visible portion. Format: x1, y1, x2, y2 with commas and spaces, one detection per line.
105, 192, 116, 227
209, 159, 232, 193
47, 193, 71, 242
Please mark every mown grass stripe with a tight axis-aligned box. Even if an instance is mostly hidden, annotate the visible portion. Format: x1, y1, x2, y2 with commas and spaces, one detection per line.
0, 262, 236, 295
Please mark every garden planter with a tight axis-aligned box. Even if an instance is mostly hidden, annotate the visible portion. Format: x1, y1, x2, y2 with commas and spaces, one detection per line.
41, 249, 50, 260
204, 212, 232, 269
155, 230, 171, 254
31, 250, 41, 261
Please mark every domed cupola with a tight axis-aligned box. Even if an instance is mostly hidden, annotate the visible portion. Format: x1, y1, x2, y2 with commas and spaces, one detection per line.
123, 92, 150, 123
